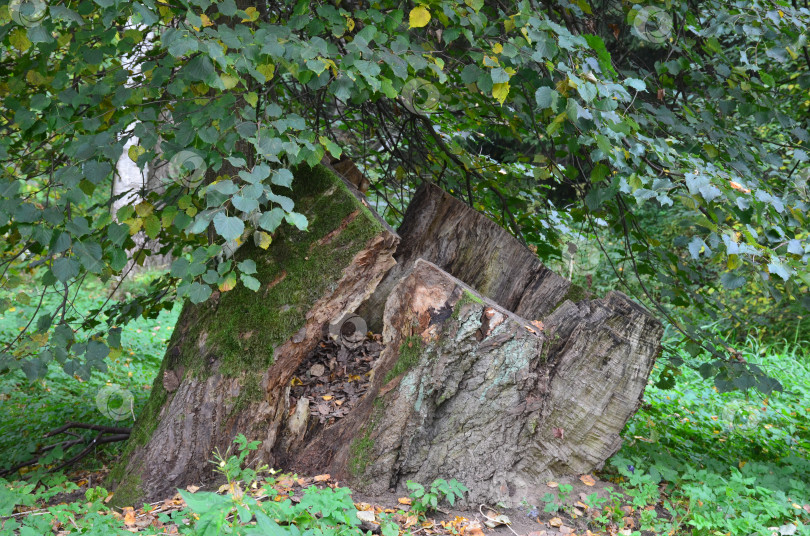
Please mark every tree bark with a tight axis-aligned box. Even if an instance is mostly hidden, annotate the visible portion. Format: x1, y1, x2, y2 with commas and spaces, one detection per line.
109, 174, 662, 509
358, 181, 580, 331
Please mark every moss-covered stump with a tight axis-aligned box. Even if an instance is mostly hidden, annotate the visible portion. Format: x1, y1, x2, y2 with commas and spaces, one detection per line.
292, 260, 661, 507
107, 165, 398, 505
110, 168, 662, 507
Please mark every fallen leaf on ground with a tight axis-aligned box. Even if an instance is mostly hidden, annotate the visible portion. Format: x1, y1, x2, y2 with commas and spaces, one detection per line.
398, 497, 412, 505
466, 521, 486, 536
186, 484, 200, 493
313, 474, 330, 482
580, 474, 596, 486
123, 507, 136, 526
547, 481, 559, 488
548, 517, 562, 528
484, 514, 511, 528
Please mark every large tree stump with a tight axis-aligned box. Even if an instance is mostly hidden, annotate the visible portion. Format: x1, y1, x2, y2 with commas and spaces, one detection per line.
109, 171, 662, 508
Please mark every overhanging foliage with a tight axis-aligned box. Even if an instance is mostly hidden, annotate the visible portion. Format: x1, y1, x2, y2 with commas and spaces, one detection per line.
0, 0, 807, 392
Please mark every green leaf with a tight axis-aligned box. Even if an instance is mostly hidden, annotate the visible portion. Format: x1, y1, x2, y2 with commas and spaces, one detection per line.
213, 213, 245, 241
285, 212, 308, 231
170, 258, 190, 278
233, 195, 259, 213
535, 87, 558, 109
259, 208, 285, 233
720, 272, 746, 290
238, 259, 257, 274
240, 274, 261, 291
85, 341, 109, 365
272, 169, 294, 188
74, 241, 103, 273
143, 214, 161, 239
52, 258, 80, 283
188, 282, 213, 304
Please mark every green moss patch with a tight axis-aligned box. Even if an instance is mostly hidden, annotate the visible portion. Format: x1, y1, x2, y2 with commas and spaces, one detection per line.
562, 283, 589, 304
383, 335, 424, 384
175, 163, 384, 378
452, 289, 484, 320
348, 398, 384, 479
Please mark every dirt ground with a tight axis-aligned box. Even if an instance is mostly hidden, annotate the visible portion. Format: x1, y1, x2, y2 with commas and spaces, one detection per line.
350, 473, 629, 536
32, 467, 644, 536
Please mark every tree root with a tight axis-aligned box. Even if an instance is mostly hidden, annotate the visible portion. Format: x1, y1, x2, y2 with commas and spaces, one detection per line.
0, 422, 130, 478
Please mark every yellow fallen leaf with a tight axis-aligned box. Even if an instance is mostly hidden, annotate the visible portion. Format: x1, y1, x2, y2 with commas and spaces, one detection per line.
123, 507, 136, 526
547, 481, 559, 488
548, 517, 562, 527
313, 474, 330, 482
409, 6, 431, 28
398, 497, 412, 505
580, 474, 596, 486
322, 395, 333, 401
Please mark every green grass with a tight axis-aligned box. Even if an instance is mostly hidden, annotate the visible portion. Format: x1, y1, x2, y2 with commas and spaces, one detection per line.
0, 275, 180, 472
603, 338, 810, 535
